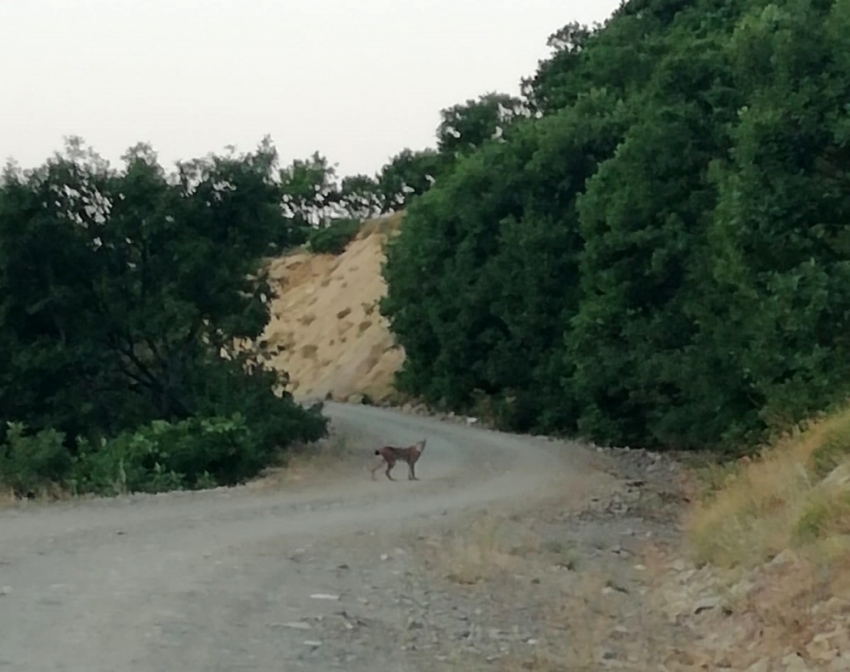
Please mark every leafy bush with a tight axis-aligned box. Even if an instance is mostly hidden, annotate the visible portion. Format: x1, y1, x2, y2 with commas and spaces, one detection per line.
72, 414, 262, 496
307, 218, 362, 255
0, 423, 73, 497
0, 403, 325, 499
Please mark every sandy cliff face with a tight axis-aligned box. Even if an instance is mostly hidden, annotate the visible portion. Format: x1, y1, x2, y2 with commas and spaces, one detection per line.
262, 215, 405, 403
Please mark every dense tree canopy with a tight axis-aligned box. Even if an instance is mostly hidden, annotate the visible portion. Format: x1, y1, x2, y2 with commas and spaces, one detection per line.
0, 139, 327, 495
382, 0, 850, 452
436, 92, 528, 159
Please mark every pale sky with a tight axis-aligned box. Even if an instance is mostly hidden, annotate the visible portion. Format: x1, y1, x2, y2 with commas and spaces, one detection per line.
1, 0, 621, 177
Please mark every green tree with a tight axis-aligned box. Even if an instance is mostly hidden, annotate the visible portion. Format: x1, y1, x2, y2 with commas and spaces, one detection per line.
521, 22, 597, 114
436, 92, 527, 159
339, 173, 382, 220
0, 138, 327, 491
705, 0, 850, 438
278, 151, 341, 236
382, 91, 625, 431
383, 0, 850, 453
375, 148, 447, 212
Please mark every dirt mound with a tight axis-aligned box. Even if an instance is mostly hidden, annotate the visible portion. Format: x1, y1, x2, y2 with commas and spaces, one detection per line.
263, 214, 405, 403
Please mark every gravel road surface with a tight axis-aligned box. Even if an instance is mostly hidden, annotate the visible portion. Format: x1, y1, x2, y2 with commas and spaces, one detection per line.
0, 402, 610, 671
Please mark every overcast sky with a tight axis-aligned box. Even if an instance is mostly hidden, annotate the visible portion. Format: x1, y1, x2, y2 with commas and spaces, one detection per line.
1, 0, 622, 177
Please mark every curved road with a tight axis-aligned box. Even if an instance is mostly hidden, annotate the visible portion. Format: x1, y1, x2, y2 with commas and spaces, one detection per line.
0, 402, 603, 671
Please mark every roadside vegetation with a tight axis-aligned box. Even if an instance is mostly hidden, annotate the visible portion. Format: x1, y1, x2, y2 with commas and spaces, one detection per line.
368, 2, 850, 658
687, 402, 850, 576
0, 84, 451, 499
5, 0, 850, 510
380, 0, 850, 456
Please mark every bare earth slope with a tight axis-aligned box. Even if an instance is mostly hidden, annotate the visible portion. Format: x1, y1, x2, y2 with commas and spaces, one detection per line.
262, 216, 404, 403
0, 403, 614, 672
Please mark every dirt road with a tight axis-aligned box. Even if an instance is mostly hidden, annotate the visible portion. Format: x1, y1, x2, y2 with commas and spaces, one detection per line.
0, 402, 617, 671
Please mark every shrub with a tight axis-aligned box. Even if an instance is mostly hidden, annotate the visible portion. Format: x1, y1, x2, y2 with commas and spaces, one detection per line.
808, 411, 850, 479
307, 218, 361, 255
71, 414, 270, 496
1, 386, 329, 499
0, 422, 73, 497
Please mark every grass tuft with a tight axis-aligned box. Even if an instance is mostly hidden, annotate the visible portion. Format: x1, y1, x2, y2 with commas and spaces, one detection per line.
686, 401, 850, 575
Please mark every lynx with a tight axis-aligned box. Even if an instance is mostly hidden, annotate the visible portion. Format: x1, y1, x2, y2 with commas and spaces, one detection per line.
370, 438, 427, 481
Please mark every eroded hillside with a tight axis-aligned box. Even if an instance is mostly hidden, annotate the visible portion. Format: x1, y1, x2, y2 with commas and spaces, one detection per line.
263, 215, 404, 403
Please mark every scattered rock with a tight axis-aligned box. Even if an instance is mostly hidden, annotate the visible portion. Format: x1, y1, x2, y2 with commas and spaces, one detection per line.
806, 635, 838, 664
782, 652, 810, 672
769, 549, 795, 567
275, 621, 312, 630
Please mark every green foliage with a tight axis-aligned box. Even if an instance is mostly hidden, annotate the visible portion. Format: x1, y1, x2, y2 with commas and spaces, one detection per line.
307, 218, 362, 255
339, 174, 382, 220
276, 147, 447, 224
0, 423, 72, 497
375, 148, 449, 212
382, 0, 850, 452
705, 0, 850, 440
382, 93, 626, 431
436, 92, 527, 159
0, 137, 328, 497
72, 414, 264, 496
793, 496, 840, 545
809, 411, 850, 479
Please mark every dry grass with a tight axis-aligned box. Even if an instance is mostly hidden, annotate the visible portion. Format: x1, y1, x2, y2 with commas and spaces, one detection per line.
440, 516, 523, 585
487, 411, 850, 672
0, 481, 76, 506
0, 484, 16, 508
425, 506, 672, 670
553, 569, 620, 667
670, 405, 850, 668
419, 509, 553, 586
686, 404, 850, 572
493, 565, 673, 671
408, 402, 850, 670
247, 431, 357, 491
